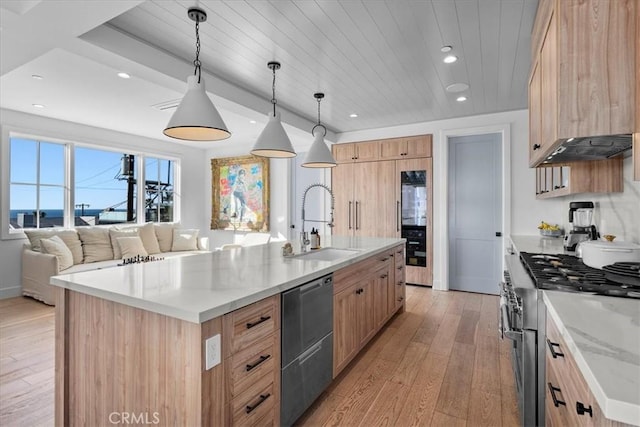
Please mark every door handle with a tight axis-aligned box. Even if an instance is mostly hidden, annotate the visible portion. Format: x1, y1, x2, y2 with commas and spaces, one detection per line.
495, 232, 502, 237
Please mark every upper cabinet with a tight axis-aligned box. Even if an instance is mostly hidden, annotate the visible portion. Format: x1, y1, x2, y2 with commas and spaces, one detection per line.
379, 135, 432, 160
333, 141, 380, 163
528, 0, 637, 167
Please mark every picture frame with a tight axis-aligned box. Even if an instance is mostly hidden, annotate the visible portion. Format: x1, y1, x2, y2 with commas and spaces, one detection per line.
211, 155, 269, 231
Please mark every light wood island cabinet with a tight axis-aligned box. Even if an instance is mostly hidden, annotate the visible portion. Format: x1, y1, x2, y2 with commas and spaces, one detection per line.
529, 0, 637, 167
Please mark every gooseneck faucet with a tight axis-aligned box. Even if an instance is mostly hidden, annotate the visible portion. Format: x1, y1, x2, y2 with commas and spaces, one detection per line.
300, 183, 335, 252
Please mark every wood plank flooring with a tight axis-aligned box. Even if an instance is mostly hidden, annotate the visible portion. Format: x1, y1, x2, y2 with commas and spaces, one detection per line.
0, 286, 519, 426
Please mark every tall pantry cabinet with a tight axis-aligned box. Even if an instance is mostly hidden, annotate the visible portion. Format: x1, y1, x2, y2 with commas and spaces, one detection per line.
331, 135, 433, 286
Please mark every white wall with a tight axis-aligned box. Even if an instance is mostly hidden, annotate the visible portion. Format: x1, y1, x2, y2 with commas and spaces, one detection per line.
0, 109, 209, 299
337, 109, 640, 289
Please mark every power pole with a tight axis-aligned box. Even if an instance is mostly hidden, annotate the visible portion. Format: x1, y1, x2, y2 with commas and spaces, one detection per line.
75, 203, 90, 216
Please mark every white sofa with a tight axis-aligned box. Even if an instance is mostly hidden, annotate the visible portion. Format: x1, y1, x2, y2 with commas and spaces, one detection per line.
21, 223, 209, 305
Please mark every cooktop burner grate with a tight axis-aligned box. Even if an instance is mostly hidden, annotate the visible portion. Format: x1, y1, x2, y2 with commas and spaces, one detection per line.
519, 252, 640, 299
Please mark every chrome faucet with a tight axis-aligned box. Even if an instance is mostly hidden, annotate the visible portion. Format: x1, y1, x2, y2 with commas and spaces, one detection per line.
300, 183, 335, 252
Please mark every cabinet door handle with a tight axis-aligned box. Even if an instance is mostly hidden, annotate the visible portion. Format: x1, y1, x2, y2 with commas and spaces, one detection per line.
245, 393, 271, 414
355, 201, 360, 230
246, 315, 271, 329
547, 339, 564, 358
576, 401, 593, 417
396, 201, 400, 232
533, 144, 541, 150
246, 354, 271, 372
348, 201, 353, 230
548, 382, 566, 407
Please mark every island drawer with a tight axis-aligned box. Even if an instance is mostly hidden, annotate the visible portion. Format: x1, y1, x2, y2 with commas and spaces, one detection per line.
230, 370, 276, 426
224, 295, 280, 357
333, 250, 393, 294
228, 332, 278, 397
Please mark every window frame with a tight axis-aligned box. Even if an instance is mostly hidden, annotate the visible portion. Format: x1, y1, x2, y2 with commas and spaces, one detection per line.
2, 130, 181, 240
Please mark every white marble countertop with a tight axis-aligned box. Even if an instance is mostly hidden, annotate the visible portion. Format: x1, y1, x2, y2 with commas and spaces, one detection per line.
50, 236, 404, 324
509, 234, 571, 255
543, 291, 640, 425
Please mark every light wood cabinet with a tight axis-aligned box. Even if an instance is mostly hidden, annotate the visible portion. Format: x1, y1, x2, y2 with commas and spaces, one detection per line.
331, 136, 433, 286
333, 141, 380, 163
333, 248, 404, 377
535, 158, 623, 199
545, 314, 629, 427
392, 245, 406, 312
529, 0, 637, 167
380, 135, 432, 160
223, 295, 281, 426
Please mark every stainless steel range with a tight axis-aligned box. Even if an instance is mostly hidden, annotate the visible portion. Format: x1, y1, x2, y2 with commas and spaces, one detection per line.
500, 250, 640, 426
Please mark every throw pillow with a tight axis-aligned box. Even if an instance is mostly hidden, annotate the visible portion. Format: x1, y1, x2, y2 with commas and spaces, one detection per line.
138, 222, 161, 254
154, 223, 175, 253
24, 229, 83, 264
109, 228, 139, 259
40, 235, 74, 271
116, 236, 148, 259
77, 227, 114, 263
171, 229, 199, 251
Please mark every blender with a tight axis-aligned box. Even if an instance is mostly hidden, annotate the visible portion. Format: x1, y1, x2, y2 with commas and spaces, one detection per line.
564, 201, 598, 251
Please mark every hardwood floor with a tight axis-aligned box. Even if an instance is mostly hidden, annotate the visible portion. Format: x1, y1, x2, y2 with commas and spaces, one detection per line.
297, 286, 520, 427
0, 286, 519, 426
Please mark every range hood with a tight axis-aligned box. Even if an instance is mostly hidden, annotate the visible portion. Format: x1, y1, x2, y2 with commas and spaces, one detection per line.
541, 134, 632, 164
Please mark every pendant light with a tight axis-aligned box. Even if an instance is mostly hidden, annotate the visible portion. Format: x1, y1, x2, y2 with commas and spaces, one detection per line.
163, 7, 230, 141
302, 93, 337, 168
251, 61, 296, 158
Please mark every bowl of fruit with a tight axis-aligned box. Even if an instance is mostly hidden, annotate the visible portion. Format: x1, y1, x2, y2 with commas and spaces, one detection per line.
538, 221, 563, 237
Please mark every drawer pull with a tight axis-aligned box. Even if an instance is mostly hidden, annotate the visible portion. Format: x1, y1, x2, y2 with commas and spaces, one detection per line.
547, 339, 564, 358
397, 281, 403, 286
380, 274, 388, 279
397, 266, 403, 270
548, 382, 566, 407
379, 257, 388, 262
246, 393, 271, 414
245, 354, 271, 372
398, 296, 404, 302
576, 402, 593, 417
246, 316, 271, 329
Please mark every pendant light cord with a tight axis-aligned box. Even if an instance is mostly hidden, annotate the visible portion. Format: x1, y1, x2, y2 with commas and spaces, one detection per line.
193, 19, 202, 83
271, 67, 277, 116
312, 95, 327, 137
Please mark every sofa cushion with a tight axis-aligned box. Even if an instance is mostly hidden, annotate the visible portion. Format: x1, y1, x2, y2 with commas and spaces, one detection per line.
24, 229, 83, 265
154, 223, 175, 253
40, 235, 74, 271
172, 229, 199, 251
109, 228, 139, 259
117, 236, 148, 259
116, 223, 161, 255
77, 227, 114, 263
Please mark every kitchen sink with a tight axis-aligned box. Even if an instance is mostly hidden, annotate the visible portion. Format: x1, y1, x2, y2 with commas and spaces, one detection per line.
293, 247, 360, 261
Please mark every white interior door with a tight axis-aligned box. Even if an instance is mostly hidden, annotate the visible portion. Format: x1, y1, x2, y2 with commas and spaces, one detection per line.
448, 133, 502, 295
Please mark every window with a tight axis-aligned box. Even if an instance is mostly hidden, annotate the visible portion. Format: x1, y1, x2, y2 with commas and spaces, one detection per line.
75, 147, 137, 226
9, 138, 66, 229
6, 135, 179, 235
145, 157, 174, 222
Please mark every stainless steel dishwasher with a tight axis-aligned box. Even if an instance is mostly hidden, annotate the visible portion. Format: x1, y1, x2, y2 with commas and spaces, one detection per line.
281, 273, 333, 426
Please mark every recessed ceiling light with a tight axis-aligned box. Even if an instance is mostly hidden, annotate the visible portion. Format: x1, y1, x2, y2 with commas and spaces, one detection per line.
444, 55, 458, 64
456, 96, 467, 102
249, 120, 257, 124
349, 113, 358, 118
31, 74, 43, 80
32, 104, 45, 108
440, 46, 452, 53
446, 83, 469, 93
117, 72, 131, 79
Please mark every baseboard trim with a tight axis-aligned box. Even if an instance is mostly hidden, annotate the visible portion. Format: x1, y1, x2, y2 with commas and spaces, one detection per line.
0, 286, 22, 299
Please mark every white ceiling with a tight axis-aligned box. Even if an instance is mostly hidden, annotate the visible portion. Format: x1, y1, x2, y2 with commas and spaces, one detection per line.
0, 0, 538, 153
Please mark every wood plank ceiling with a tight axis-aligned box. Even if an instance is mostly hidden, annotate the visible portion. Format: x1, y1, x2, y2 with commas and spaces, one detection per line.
107, 0, 538, 134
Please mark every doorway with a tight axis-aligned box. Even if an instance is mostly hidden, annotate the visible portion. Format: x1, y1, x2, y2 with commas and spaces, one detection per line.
448, 133, 502, 295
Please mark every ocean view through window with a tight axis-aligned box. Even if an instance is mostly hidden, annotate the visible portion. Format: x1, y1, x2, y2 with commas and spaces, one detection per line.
8, 135, 178, 233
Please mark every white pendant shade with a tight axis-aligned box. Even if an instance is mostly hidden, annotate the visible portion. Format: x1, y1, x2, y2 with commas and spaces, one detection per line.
251, 111, 296, 158
302, 132, 336, 168
163, 75, 231, 141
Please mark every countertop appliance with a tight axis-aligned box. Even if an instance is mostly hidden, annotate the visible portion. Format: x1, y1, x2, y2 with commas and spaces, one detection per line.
500, 250, 640, 426
281, 273, 333, 426
563, 201, 598, 251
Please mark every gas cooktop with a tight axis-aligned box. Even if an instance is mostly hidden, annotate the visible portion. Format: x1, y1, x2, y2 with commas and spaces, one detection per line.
519, 252, 640, 299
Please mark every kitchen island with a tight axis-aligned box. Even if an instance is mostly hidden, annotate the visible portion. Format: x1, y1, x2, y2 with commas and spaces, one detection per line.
51, 236, 405, 426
